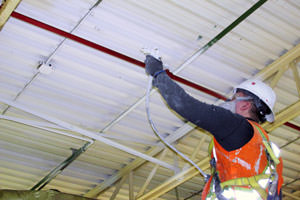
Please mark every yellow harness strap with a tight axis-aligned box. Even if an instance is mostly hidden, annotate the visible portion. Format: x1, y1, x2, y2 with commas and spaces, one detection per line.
220, 174, 270, 199
253, 124, 280, 165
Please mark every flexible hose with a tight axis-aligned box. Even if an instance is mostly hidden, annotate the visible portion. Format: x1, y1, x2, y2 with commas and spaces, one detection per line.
146, 76, 209, 179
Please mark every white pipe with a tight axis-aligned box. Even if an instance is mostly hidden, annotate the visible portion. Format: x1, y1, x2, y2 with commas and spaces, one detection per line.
100, 89, 156, 132
0, 115, 93, 143
0, 115, 159, 146
0, 98, 178, 171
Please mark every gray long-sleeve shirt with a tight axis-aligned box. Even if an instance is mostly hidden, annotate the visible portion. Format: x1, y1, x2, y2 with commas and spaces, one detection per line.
153, 72, 254, 151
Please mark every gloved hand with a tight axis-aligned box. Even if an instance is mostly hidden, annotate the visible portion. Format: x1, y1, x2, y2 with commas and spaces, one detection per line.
141, 48, 164, 77
145, 55, 163, 76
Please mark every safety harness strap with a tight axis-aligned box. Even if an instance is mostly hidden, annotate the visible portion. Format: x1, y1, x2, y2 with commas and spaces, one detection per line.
208, 139, 214, 158
253, 124, 280, 165
220, 174, 270, 199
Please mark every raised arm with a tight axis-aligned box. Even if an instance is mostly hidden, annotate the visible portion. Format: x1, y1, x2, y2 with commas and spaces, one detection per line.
145, 55, 253, 151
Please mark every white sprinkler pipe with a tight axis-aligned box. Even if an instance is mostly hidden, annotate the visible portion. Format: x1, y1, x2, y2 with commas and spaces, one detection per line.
0, 97, 179, 172
0, 115, 94, 143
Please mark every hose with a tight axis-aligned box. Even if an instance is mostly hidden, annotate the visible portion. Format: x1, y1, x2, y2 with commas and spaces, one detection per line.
145, 76, 209, 179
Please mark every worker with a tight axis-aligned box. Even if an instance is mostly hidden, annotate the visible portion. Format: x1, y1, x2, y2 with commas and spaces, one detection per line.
143, 54, 283, 200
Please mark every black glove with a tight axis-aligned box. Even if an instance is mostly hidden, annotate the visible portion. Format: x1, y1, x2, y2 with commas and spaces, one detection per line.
145, 55, 163, 77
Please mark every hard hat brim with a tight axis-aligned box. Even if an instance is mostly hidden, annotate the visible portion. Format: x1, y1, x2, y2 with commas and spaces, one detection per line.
265, 113, 275, 122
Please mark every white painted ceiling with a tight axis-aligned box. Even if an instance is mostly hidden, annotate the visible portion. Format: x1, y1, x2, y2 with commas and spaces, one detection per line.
0, 0, 300, 199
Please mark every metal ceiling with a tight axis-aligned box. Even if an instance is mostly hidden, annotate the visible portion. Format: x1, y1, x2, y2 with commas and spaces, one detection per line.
0, 0, 300, 199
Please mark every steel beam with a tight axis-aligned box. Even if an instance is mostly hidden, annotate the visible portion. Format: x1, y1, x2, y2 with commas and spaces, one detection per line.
269, 64, 289, 88
290, 59, 300, 97
182, 135, 207, 171
84, 123, 195, 198
109, 175, 128, 200
135, 149, 168, 198
137, 157, 210, 200
128, 171, 134, 200
263, 100, 300, 132
282, 191, 300, 200
0, 0, 21, 30
255, 43, 300, 80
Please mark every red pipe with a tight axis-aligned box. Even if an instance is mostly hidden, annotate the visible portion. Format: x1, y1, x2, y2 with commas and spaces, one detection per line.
9, 11, 300, 131
285, 122, 300, 132
11, 11, 227, 101
11, 12, 144, 68
166, 70, 226, 100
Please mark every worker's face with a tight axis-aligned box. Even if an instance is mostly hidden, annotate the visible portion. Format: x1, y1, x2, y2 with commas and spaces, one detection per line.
220, 92, 253, 114
233, 92, 253, 116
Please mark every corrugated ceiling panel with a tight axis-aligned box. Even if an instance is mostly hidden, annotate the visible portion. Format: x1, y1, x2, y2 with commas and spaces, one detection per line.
0, 0, 300, 199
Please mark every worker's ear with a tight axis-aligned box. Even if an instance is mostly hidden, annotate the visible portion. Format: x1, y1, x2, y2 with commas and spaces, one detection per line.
239, 101, 252, 111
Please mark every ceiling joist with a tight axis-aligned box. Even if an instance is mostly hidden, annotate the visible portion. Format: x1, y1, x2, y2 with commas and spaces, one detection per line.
84, 123, 195, 198
137, 157, 210, 200
263, 100, 300, 132
135, 149, 168, 199
255, 43, 300, 81
0, 0, 22, 30
290, 59, 300, 97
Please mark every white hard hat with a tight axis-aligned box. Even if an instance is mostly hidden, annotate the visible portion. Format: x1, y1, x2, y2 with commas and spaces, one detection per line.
234, 79, 276, 122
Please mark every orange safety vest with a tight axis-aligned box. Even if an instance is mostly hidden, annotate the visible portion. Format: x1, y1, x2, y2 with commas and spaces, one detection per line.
202, 120, 283, 200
